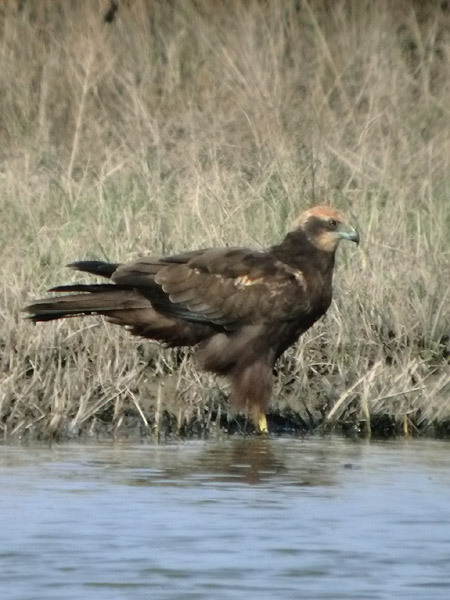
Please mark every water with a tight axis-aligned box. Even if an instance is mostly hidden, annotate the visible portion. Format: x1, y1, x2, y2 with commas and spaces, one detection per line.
1, 437, 450, 600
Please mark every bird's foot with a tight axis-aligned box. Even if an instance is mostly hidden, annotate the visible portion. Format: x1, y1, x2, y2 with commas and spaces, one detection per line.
257, 413, 268, 434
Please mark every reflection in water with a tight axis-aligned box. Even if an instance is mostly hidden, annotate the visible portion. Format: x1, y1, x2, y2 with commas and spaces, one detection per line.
1, 438, 450, 600
122, 436, 351, 487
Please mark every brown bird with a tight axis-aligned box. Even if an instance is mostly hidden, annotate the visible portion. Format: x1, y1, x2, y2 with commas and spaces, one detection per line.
25, 206, 359, 432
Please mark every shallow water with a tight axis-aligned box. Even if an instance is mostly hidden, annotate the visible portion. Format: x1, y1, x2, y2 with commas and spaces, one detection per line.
1, 437, 450, 600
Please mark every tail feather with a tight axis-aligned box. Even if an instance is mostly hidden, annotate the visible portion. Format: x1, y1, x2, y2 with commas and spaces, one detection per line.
24, 261, 216, 346
24, 287, 149, 323
24, 260, 128, 323
24, 284, 213, 346
49, 283, 122, 294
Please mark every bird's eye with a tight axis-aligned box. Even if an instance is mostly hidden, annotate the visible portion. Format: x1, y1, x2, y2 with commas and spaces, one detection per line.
328, 219, 337, 230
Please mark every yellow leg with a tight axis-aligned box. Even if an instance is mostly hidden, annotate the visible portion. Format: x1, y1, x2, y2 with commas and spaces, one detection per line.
257, 412, 269, 434
249, 404, 269, 433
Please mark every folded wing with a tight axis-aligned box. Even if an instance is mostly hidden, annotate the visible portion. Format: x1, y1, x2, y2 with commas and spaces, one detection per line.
111, 247, 311, 331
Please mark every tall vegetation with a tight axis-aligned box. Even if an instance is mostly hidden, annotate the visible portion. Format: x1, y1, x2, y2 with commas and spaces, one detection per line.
1, 0, 449, 440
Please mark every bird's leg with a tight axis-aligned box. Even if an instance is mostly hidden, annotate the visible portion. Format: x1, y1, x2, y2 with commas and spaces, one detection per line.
258, 412, 269, 434
231, 356, 274, 435
251, 406, 268, 434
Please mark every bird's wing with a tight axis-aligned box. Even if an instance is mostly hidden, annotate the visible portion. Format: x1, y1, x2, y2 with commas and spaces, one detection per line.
111, 247, 311, 330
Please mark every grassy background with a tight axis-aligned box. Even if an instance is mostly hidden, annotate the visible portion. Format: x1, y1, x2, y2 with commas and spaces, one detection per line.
1, 0, 449, 440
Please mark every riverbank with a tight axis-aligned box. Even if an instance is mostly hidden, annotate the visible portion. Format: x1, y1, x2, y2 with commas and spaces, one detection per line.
1, 0, 449, 441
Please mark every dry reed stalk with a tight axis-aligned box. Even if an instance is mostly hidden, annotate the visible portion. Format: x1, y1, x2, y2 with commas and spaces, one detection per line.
1, 0, 449, 439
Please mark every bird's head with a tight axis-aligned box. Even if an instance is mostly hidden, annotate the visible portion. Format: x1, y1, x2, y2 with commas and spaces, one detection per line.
294, 206, 360, 253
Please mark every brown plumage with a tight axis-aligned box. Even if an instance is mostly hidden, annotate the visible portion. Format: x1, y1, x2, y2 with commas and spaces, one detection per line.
25, 206, 359, 431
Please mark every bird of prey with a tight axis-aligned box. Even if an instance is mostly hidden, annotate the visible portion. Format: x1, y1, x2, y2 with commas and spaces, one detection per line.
25, 206, 359, 433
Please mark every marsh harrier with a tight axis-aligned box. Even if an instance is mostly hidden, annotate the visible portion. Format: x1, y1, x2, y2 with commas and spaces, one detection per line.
25, 206, 359, 432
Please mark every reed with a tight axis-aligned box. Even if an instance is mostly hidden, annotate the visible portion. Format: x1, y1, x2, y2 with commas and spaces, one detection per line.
1, 0, 449, 440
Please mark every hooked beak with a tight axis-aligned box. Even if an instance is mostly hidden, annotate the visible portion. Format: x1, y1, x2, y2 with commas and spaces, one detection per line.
338, 223, 360, 245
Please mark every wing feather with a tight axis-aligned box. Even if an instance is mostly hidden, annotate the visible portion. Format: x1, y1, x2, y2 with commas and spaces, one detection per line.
110, 248, 309, 330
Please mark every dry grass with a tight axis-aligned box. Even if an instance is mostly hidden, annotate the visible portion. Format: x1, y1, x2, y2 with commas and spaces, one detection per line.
1, 0, 449, 441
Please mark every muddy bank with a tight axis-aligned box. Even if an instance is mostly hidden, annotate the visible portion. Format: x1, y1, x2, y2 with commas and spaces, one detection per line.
4, 367, 450, 443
